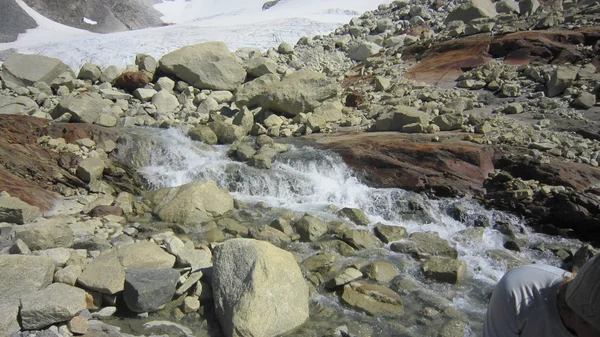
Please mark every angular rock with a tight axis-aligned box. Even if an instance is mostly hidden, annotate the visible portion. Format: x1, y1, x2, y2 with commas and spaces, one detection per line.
432, 114, 465, 131
77, 63, 102, 81
0, 95, 38, 115
249, 153, 272, 169
572, 92, 596, 109
247, 57, 278, 77
1, 53, 72, 87
340, 281, 403, 316
374, 223, 408, 243
421, 257, 467, 284
68, 316, 89, 335
325, 268, 363, 289
145, 180, 234, 224
0, 255, 54, 306
77, 251, 125, 294
188, 125, 218, 145
504, 103, 524, 114
99, 65, 122, 84
117, 241, 176, 269
0, 302, 20, 337
296, 214, 328, 242
152, 90, 179, 114
123, 268, 179, 313
12, 220, 74, 250
519, 0, 539, 16
496, 0, 519, 14
176, 241, 212, 269
348, 42, 382, 62
390, 232, 458, 259
159, 41, 246, 91
54, 265, 83, 286
232, 106, 255, 133
248, 225, 292, 246
20, 283, 87, 330
341, 229, 384, 250
362, 261, 399, 284
135, 53, 157, 74
213, 239, 309, 337
210, 121, 246, 144
547, 65, 579, 97
133, 88, 157, 102
338, 207, 370, 226
375, 106, 429, 131
446, 0, 498, 23
0, 193, 40, 224
52, 92, 112, 124
76, 157, 105, 183
259, 70, 339, 116
235, 73, 280, 108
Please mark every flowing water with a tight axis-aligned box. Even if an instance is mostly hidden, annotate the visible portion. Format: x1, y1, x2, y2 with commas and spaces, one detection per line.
121, 127, 583, 336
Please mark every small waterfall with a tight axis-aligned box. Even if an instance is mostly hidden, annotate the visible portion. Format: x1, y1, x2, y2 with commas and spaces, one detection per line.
129, 127, 582, 334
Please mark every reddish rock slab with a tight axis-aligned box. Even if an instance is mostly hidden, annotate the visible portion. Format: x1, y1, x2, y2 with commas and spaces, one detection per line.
307, 132, 495, 198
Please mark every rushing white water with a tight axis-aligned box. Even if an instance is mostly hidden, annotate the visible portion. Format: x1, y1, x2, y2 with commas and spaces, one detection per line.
133, 127, 582, 333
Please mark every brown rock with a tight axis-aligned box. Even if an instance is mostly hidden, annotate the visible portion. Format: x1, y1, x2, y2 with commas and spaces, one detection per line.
68, 316, 88, 335
113, 71, 152, 92
88, 205, 123, 217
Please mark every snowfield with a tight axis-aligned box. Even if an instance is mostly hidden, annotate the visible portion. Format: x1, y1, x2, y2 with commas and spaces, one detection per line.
0, 0, 393, 71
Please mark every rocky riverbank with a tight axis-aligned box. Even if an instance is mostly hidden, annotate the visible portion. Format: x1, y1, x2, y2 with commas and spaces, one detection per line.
1, 0, 599, 336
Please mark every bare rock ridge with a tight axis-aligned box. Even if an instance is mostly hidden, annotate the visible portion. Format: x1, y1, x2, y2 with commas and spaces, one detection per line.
0, 0, 37, 43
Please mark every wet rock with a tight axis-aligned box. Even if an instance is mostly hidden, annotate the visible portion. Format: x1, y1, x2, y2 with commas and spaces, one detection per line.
159, 41, 246, 91
188, 125, 218, 145
315, 240, 356, 257
20, 283, 87, 330
213, 239, 308, 337
297, 214, 329, 242
78, 251, 125, 294
123, 268, 179, 313
13, 219, 74, 250
338, 207, 370, 226
210, 121, 246, 144
362, 261, 399, 284
374, 223, 408, 243
117, 241, 176, 269
391, 232, 458, 259
0, 193, 40, 224
325, 268, 363, 289
341, 229, 384, 250
572, 244, 597, 271
302, 252, 340, 276
249, 153, 272, 169
269, 217, 294, 236
438, 319, 469, 337
1, 53, 72, 87
249, 225, 292, 246
145, 180, 234, 224
340, 281, 403, 316
421, 257, 468, 284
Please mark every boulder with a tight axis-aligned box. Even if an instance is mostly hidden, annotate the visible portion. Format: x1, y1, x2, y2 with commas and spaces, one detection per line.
235, 143, 256, 161
248, 225, 292, 246
314, 101, 344, 122
0, 95, 38, 115
0, 255, 54, 306
259, 70, 339, 116
175, 241, 212, 269
496, 0, 519, 14
341, 229, 384, 249
278, 42, 294, 54
362, 261, 399, 284
52, 92, 112, 124
135, 53, 158, 74
0, 302, 20, 337
375, 106, 429, 131
374, 223, 408, 243
432, 113, 465, 131
77, 251, 125, 294
12, 220, 74, 250
123, 268, 179, 313
77, 63, 102, 81
113, 71, 151, 92
133, 88, 157, 102
232, 106, 255, 133
249, 153, 272, 169
390, 232, 458, 259
519, 0, 540, 16
99, 65, 122, 84
152, 90, 179, 114
0, 193, 40, 224
247, 57, 278, 77
445, 0, 498, 23
421, 257, 468, 284
117, 241, 176, 269
296, 214, 328, 242
213, 239, 309, 337
325, 268, 363, 289
158, 41, 246, 91
76, 157, 105, 183
210, 121, 246, 144
338, 207, 371, 226
235, 73, 280, 108
188, 125, 218, 145
572, 92, 596, 109
145, 180, 234, 224
1, 53, 72, 87
20, 283, 87, 330
504, 103, 524, 114
54, 265, 83, 286
348, 42, 382, 62
156, 77, 175, 92
547, 65, 579, 97
340, 281, 403, 316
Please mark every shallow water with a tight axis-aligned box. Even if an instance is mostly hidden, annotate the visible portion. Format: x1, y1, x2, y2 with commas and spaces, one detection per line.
123, 127, 583, 336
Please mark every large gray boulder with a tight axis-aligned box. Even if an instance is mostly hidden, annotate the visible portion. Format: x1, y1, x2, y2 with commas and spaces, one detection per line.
77, 251, 125, 294
0, 193, 40, 224
246, 57, 278, 77
1, 53, 72, 87
117, 241, 176, 269
12, 219, 74, 250
213, 239, 309, 337
123, 268, 179, 313
375, 106, 429, 131
445, 0, 498, 23
0, 255, 55, 336
259, 70, 339, 116
76, 157, 105, 183
152, 90, 179, 114
432, 113, 465, 131
0, 95, 38, 115
210, 121, 247, 144
547, 65, 580, 97
52, 92, 112, 124
158, 41, 246, 91
348, 41, 382, 62
77, 63, 102, 81
20, 283, 87, 330
145, 180, 234, 224
235, 73, 280, 108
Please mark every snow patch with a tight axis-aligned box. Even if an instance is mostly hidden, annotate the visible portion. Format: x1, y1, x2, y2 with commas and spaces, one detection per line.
83, 17, 98, 25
